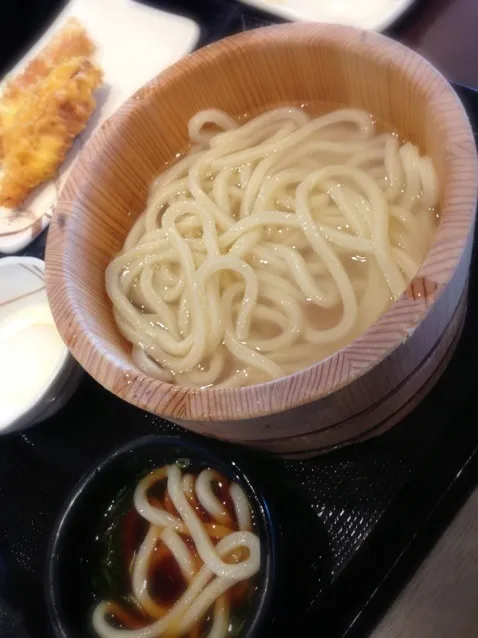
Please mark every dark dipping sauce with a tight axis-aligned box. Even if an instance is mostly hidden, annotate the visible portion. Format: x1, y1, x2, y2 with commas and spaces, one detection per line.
91, 459, 260, 637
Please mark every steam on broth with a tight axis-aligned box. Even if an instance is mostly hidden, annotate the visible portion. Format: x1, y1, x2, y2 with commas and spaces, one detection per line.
106, 106, 439, 388
92, 461, 260, 637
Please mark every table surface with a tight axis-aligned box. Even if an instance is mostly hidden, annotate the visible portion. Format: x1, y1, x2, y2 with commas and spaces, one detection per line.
371, 486, 478, 638
395, 0, 478, 87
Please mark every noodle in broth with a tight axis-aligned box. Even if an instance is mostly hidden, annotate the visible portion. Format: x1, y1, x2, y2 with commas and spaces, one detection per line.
92, 464, 260, 637
105, 107, 439, 388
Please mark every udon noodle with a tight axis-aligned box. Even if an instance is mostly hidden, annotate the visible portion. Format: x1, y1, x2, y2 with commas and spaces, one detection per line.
92, 463, 260, 637
106, 106, 439, 388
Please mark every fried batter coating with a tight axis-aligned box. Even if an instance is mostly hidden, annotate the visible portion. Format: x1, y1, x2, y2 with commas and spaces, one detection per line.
0, 56, 103, 208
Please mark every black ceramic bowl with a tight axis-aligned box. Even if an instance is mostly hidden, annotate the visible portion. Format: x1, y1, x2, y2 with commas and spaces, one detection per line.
0, 598, 29, 638
46, 435, 278, 638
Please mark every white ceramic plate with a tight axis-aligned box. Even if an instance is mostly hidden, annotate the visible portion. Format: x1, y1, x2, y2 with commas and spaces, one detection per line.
0, 0, 199, 254
238, 0, 415, 31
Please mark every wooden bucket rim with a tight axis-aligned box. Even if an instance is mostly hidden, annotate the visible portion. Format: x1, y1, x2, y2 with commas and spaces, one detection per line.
46, 23, 478, 422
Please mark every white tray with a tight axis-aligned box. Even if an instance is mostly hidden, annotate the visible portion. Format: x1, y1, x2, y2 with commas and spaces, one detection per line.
238, 0, 416, 31
0, 0, 199, 254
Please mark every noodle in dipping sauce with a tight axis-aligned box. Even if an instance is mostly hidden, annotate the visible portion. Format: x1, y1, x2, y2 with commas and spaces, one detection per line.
106, 106, 439, 388
92, 461, 260, 637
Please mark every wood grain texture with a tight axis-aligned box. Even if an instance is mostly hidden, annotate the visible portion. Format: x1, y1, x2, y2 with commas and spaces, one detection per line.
45, 23, 478, 455
176, 282, 468, 456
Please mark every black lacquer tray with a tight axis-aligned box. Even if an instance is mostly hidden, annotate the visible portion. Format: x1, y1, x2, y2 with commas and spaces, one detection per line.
2, 1, 478, 637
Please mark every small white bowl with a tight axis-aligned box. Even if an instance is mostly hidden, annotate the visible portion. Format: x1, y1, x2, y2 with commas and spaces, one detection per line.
0, 256, 83, 434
